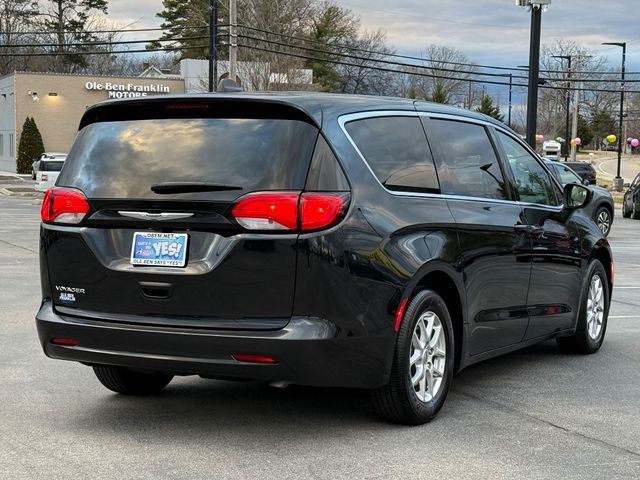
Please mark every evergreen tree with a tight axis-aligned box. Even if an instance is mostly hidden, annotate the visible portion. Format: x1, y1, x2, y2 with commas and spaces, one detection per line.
576, 115, 594, 149
39, 0, 109, 71
148, 0, 209, 59
16, 117, 45, 174
476, 94, 504, 122
430, 82, 450, 104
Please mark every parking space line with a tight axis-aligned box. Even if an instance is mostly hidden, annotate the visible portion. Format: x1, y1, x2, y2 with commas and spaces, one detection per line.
609, 315, 640, 319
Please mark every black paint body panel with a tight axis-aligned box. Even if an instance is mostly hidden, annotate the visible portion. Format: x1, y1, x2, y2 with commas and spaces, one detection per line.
37, 93, 613, 388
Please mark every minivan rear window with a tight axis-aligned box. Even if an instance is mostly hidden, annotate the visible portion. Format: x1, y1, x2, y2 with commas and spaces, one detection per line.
57, 118, 318, 199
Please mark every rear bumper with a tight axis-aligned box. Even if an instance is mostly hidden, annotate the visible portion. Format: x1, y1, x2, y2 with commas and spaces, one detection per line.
36, 301, 394, 389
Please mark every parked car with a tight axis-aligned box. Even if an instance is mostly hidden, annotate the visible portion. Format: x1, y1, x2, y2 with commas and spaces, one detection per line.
622, 172, 640, 219
32, 152, 67, 180
544, 160, 615, 236
564, 161, 597, 185
34, 158, 65, 191
36, 94, 613, 425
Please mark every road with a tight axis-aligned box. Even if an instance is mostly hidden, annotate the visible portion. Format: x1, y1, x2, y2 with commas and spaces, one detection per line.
1, 195, 639, 479
593, 154, 640, 184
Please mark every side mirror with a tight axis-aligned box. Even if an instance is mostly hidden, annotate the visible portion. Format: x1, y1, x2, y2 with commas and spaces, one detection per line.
582, 179, 589, 186
563, 183, 591, 210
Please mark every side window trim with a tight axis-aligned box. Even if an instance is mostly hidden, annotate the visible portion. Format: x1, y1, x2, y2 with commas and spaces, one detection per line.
338, 111, 532, 206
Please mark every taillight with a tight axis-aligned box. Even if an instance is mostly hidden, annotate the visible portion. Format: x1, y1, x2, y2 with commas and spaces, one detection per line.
41, 188, 90, 224
231, 192, 347, 231
231, 192, 299, 230
300, 193, 345, 230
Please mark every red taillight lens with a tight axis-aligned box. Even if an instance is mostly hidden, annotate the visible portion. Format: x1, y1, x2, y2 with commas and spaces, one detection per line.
41, 188, 90, 224
231, 192, 300, 230
300, 193, 345, 231
231, 192, 347, 231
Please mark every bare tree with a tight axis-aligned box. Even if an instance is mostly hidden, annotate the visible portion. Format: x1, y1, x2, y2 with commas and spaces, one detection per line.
413, 45, 478, 105
0, 0, 39, 74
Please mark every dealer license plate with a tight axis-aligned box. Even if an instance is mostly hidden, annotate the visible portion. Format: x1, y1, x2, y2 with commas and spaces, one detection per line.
130, 232, 188, 267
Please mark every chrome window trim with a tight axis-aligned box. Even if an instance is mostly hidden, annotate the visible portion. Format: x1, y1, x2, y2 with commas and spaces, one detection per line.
338, 111, 519, 207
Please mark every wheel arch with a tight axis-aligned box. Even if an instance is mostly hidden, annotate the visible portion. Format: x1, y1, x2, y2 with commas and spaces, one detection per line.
592, 244, 613, 295
404, 264, 466, 372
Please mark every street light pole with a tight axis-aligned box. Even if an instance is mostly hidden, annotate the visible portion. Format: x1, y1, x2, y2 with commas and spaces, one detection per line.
525, 6, 542, 148
517, 0, 551, 148
602, 41, 626, 191
552, 55, 571, 160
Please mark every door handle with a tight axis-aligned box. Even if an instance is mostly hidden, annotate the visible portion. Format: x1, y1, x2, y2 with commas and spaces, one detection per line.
514, 224, 545, 237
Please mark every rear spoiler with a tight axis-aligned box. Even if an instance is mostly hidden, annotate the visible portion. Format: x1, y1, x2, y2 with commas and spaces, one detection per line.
78, 96, 322, 130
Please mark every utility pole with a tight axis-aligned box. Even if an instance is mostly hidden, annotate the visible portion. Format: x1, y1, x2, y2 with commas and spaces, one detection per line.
552, 55, 571, 160
602, 41, 626, 191
208, 0, 218, 92
229, 0, 238, 83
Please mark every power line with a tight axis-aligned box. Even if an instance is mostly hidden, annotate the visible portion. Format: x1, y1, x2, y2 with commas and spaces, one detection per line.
0, 25, 208, 36
239, 33, 529, 80
0, 34, 214, 50
0, 44, 207, 58
238, 42, 640, 94
238, 25, 640, 79
238, 25, 528, 75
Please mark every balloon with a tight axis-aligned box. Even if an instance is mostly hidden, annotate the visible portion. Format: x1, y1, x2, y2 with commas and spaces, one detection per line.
536, 134, 544, 143
632, 138, 639, 148
570, 139, 576, 146
574, 137, 581, 146
607, 134, 617, 144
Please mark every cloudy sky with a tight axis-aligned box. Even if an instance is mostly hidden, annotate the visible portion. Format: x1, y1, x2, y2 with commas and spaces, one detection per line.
106, 0, 640, 71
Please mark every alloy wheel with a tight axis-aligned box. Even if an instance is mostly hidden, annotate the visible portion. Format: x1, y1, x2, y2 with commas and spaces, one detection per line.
409, 311, 446, 402
586, 274, 605, 340
596, 210, 611, 235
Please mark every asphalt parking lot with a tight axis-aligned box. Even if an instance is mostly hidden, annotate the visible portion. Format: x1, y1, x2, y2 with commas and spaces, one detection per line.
1, 194, 638, 479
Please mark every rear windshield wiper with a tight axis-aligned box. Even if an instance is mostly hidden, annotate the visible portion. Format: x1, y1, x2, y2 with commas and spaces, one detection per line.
150, 182, 243, 194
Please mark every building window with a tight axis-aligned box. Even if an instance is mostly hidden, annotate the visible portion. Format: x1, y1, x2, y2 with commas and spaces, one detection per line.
9, 134, 14, 157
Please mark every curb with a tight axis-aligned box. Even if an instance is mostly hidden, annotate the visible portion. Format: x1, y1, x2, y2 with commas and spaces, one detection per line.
0, 187, 44, 198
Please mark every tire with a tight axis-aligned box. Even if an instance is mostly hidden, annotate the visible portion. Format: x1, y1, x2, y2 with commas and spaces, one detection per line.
557, 260, 609, 354
622, 201, 631, 218
594, 206, 612, 237
372, 289, 455, 425
633, 200, 640, 220
93, 366, 173, 395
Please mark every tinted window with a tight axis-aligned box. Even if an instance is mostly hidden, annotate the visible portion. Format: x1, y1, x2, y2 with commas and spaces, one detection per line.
550, 163, 582, 186
58, 118, 318, 199
305, 135, 350, 191
498, 132, 560, 206
424, 119, 507, 200
345, 116, 439, 193
40, 161, 64, 172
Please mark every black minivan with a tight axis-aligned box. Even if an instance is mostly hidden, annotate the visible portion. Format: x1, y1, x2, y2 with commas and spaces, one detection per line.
37, 93, 613, 424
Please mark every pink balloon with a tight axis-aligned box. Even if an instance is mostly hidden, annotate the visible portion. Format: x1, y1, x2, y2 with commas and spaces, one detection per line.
632, 138, 639, 148
574, 137, 581, 146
